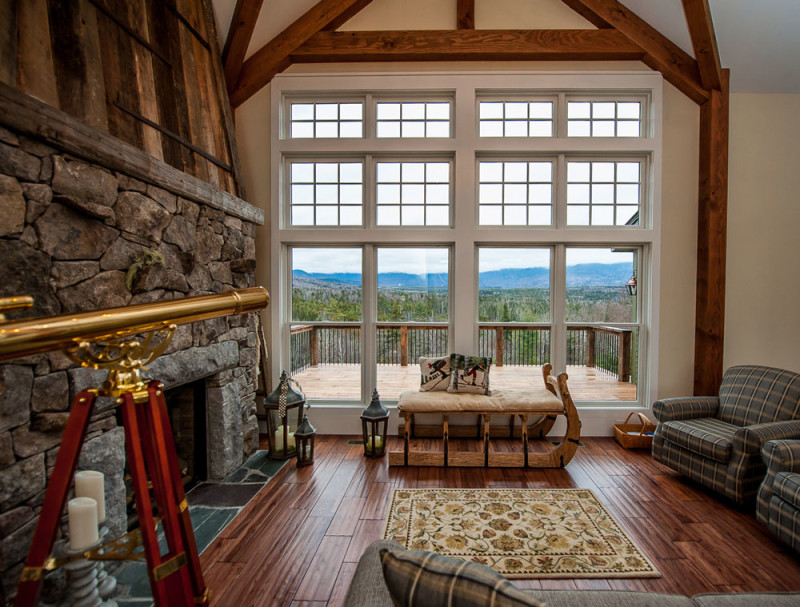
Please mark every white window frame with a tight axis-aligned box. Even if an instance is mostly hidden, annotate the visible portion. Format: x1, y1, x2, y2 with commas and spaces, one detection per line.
271, 71, 662, 410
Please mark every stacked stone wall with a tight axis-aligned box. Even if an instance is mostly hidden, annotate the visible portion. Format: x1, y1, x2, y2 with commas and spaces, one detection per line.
0, 121, 262, 603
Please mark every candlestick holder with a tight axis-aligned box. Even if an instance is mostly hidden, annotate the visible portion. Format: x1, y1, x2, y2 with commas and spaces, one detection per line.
56, 530, 118, 607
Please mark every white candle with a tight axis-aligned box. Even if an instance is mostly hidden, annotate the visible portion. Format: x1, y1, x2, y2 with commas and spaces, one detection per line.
75, 471, 105, 523
274, 430, 295, 453
68, 497, 99, 551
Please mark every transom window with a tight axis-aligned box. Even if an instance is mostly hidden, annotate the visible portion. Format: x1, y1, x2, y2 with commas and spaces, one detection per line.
290, 102, 363, 138
478, 101, 554, 137
272, 72, 662, 409
376, 101, 451, 138
567, 100, 642, 137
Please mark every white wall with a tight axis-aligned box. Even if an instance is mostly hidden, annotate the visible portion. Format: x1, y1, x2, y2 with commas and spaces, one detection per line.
725, 94, 800, 372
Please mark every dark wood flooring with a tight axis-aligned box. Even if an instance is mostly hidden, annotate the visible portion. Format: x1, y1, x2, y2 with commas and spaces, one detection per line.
199, 436, 800, 606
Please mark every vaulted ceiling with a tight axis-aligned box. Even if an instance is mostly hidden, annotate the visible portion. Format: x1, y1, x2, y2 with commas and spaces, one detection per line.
211, 0, 800, 98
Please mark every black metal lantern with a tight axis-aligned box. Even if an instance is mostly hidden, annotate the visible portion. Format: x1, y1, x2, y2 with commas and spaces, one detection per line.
264, 371, 305, 460
625, 272, 637, 296
361, 389, 389, 458
295, 415, 316, 467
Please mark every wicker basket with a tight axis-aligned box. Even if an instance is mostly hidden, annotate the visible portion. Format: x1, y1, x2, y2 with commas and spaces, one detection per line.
614, 412, 656, 449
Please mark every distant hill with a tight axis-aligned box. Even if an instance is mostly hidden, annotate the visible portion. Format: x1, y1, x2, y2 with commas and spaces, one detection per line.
293, 262, 632, 289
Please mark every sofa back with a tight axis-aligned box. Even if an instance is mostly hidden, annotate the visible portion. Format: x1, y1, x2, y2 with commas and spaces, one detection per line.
717, 365, 800, 426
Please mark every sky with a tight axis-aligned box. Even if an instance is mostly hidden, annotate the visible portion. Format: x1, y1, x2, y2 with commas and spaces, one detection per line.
292, 247, 632, 274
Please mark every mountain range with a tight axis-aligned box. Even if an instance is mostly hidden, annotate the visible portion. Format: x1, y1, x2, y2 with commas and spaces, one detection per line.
293, 262, 632, 289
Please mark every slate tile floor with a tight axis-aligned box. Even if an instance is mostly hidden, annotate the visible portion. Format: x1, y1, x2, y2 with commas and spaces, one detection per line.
112, 450, 285, 606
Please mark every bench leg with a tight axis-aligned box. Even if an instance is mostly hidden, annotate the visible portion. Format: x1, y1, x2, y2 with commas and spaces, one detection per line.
443, 415, 449, 467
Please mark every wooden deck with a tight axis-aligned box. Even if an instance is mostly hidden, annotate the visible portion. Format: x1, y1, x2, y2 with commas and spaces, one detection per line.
293, 364, 638, 402
199, 436, 800, 606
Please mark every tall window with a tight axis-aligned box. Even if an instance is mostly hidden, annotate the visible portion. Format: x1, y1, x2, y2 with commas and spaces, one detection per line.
272, 72, 661, 406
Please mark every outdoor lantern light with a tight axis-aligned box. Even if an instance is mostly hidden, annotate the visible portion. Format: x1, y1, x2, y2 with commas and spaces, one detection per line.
295, 415, 316, 467
626, 272, 637, 296
361, 388, 389, 458
264, 371, 305, 460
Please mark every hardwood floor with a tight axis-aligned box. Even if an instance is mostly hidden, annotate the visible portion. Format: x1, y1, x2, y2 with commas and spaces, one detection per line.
199, 436, 800, 606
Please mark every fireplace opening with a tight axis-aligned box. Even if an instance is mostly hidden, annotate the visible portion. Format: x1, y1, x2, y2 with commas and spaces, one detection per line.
165, 379, 208, 490
120, 379, 208, 530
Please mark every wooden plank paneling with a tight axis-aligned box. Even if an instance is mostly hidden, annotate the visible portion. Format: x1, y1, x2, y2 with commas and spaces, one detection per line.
16, 0, 58, 107
292, 29, 644, 64
0, 0, 17, 86
693, 70, 729, 396
6, 0, 239, 196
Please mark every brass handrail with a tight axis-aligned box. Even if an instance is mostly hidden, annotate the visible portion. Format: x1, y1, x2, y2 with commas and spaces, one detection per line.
0, 287, 269, 362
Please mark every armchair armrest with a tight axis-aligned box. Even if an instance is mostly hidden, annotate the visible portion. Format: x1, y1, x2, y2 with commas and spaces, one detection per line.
652, 396, 719, 423
760, 439, 800, 473
735, 421, 800, 455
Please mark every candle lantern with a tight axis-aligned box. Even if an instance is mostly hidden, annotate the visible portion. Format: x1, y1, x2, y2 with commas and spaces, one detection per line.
264, 371, 306, 460
295, 415, 316, 467
361, 388, 389, 458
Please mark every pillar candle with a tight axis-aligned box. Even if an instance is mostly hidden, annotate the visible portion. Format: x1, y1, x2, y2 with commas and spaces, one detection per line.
74, 470, 105, 523
366, 436, 383, 450
68, 497, 99, 551
274, 430, 295, 452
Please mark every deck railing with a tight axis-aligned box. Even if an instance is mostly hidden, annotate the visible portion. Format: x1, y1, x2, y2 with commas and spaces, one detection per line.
290, 322, 633, 382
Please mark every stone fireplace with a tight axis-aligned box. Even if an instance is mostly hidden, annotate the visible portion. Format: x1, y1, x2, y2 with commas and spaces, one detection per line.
0, 84, 264, 600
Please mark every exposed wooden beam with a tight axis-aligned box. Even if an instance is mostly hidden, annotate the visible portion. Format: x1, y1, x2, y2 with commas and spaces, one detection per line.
693, 69, 729, 396
222, 0, 265, 94
323, 0, 375, 31
292, 29, 645, 63
457, 0, 475, 30
560, 0, 708, 104
229, 0, 375, 108
681, 0, 722, 90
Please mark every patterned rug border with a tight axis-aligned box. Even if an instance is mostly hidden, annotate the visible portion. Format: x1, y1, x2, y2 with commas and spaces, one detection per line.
382, 488, 661, 580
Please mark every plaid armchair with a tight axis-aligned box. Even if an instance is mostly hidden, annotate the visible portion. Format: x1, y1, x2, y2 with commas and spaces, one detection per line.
652, 365, 800, 504
757, 440, 800, 552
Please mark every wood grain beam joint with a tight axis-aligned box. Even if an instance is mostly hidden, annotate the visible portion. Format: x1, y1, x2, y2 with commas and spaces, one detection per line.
681, 0, 722, 90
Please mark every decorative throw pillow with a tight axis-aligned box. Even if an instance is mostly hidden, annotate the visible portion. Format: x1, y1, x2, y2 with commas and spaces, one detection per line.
419, 356, 452, 392
379, 547, 545, 607
448, 353, 492, 395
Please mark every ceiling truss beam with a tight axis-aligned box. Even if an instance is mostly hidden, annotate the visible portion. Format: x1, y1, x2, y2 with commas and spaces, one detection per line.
291, 29, 645, 63
681, 0, 723, 90
222, 0, 265, 93
560, 0, 708, 103
229, 0, 375, 108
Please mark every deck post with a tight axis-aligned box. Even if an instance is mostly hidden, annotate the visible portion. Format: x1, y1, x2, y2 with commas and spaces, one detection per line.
310, 326, 319, 367
586, 327, 596, 368
495, 327, 504, 366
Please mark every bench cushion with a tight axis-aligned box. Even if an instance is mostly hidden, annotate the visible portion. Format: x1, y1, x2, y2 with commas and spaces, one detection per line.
398, 388, 564, 413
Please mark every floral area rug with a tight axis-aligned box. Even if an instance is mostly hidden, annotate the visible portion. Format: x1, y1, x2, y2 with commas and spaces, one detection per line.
383, 488, 660, 579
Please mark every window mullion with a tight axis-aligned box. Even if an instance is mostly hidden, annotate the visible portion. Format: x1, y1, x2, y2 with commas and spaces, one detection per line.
552, 244, 567, 374
362, 244, 376, 402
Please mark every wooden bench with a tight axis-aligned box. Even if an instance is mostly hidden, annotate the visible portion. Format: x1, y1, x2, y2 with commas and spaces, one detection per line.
388, 363, 581, 468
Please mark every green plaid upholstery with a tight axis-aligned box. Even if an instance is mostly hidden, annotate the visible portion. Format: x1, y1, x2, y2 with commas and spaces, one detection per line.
659, 418, 735, 463
653, 366, 800, 504
775, 472, 800, 509
757, 440, 800, 553
718, 365, 800, 426
652, 396, 719, 423
379, 547, 545, 607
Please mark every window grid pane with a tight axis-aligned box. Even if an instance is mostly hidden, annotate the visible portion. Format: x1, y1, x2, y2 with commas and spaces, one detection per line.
290, 102, 364, 139
376, 161, 451, 226
478, 161, 553, 226
479, 101, 554, 138
289, 161, 363, 226
376, 102, 452, 138
567, 101, 641, 138
566, 161, 641, 226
